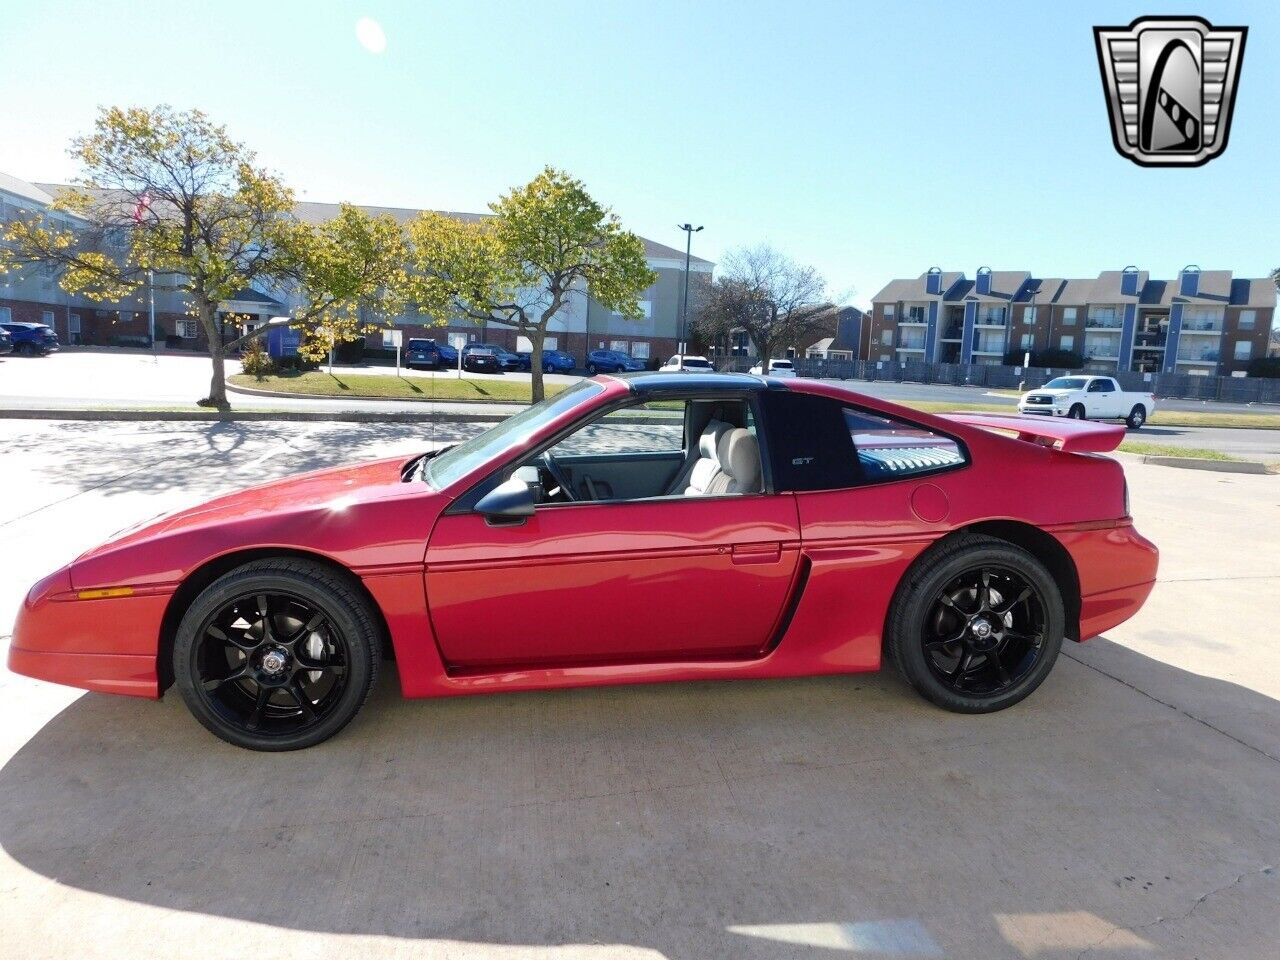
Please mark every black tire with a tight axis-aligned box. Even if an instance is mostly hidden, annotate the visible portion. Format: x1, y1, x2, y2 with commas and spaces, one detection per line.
17, 342, 35, 357
1126, 404, 1146, 429
1067, 404, 1086, 420
587, 363, 598, 376
173, 558, 380, 751
885, 534, 1065, 713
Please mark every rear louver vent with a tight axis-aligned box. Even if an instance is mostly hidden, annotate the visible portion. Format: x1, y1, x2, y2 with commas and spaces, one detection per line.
858, 447, 964, 477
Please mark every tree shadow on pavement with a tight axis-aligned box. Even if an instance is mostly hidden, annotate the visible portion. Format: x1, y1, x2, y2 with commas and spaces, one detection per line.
1, 639, 1277, 959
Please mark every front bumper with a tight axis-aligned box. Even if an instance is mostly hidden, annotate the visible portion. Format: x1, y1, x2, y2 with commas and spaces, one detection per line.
7, 565, 165, 698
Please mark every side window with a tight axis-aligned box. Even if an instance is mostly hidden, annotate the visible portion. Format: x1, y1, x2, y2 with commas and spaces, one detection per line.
548, 400, 686, 457
844, 408, 966, 481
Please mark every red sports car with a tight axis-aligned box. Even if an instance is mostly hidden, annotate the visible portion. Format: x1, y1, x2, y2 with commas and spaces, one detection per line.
10, 372, 1158, 750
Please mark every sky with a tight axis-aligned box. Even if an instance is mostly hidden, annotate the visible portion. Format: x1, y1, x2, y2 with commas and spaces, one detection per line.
2, 1, 1276, 309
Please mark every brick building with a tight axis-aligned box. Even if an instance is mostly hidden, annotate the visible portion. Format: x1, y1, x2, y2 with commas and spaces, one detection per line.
869, 266, 1276, 376
1, 172, 713, 364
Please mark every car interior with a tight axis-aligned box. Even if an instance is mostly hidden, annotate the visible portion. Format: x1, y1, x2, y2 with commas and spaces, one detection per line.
518, 398, 763, 505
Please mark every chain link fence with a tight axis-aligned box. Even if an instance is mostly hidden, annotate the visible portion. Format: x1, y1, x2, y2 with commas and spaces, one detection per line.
714, 357, 1280, 404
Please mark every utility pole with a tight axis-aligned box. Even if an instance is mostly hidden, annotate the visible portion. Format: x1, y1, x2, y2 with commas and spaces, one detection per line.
677, 224, 702, 371
148, 269, 157, 363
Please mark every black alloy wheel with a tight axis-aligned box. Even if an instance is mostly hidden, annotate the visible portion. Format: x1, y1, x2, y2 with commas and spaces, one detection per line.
886, 535, 1064, 713
923, 566, 1045, 697
174, 559, 379, 750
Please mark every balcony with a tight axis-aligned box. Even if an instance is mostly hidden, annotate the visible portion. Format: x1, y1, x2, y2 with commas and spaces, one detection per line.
1179, 321, 1223, 334
940, 326, 963, 341
898, 314, 927, 327
1085, 317, 1124, 330
974, 311, 1008, 328
1176, 350, 1220, 363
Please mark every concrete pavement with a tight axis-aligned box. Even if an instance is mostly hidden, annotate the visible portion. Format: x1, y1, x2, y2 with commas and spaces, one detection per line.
0, 419, 1277, 958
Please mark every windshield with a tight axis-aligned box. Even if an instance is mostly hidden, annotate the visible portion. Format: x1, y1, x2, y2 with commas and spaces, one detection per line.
426, 381, 604, 490
407, 339, 432, 349
683, 358, 712, 369
1043, 377, 1088, 389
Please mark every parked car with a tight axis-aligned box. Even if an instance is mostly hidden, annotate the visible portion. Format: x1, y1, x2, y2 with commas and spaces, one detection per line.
403, 338, 445, 370
0, 327, 12, 356
1, 321, 60, 356
658, 354, 714, 372
461, 344, 501, 373
587, 349, 645, 374
517, 349, 577, 373
749, 358, 797, 378
471, 342, 522, 371
10, 371, 1157, 750
1018, 375, 1155, 429
438, 341, 459, 366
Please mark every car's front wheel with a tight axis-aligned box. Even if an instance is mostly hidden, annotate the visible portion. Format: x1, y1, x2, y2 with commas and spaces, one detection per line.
885, 535, 1065, 713
1067, 404, 1086, 420
173, 559, 380, 751
1126, 405, 1147, 429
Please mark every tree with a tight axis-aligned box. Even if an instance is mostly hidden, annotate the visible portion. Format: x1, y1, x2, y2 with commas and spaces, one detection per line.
0, 106, 404, 408
407, 166, 655, 401
694, 245, 838, 372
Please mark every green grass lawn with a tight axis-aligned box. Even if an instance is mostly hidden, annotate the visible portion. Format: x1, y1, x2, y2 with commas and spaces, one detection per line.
1116, 441, 1239, 461
231, 371, 567, 403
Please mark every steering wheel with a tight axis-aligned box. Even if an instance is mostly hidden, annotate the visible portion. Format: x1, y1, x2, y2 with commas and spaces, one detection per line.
539, 451, 578, 501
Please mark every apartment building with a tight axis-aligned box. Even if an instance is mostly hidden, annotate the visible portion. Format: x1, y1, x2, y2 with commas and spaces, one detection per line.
0, 172, 713, 362
869, 266, 1276, 376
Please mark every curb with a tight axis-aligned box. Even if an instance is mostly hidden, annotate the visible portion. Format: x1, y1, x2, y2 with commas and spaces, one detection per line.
226, 380, 534, 406
0, 409, 503, 424
1139, 455, 1271, 475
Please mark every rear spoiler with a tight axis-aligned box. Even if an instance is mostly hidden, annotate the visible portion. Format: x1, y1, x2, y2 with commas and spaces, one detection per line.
939, 412, 1125, 453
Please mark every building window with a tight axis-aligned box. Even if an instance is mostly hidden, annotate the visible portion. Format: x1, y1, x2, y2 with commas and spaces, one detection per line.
613, 301, 652, 319
1062, 308, 1077, 325
1238, 310, 1256, 330
1060, 335, 1075, 351
1181, 306, 1224, 331
1024, 306, 1037, 324
544, 336, 558, 351
179, 319, 199, 339
879, 353, 892, 361
0, 306, 11, 322
631, 341, 649, 359
41, 310, 55, 326
382, 329, 399, 348
884, 305, 895, 318
69, 313, 81, 334
903, 304, 926, 323
1020, 333, 1033, 349
609, 340, 629, 354
880, 329, 893, 346
1234, 340, 1252, 361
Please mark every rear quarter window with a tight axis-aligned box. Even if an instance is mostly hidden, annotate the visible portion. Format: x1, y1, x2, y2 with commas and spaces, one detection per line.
845, 409, 967, 480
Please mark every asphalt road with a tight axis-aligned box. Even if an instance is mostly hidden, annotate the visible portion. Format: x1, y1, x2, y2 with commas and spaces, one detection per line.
0, 419, 1277, 959
3, 350, 1279, 459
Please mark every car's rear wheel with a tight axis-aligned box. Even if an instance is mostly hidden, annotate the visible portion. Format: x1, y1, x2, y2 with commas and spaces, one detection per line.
173, 559, 380, 751
886, 535, 1064, 713
587, 363, 598, 375
1126, 404, 1146, 429
1067, 404, 1086, 420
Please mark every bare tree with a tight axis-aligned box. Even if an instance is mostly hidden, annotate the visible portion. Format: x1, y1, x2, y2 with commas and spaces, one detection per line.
694, 245, 838, 372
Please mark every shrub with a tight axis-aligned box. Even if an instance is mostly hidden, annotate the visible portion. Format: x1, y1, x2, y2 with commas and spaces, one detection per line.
1246, 356, 1280, 378
240, 340, 275, 381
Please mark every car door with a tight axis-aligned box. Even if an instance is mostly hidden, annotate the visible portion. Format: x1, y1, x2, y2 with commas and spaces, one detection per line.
1086, 378, 1118, 418
424, 397, 802, 669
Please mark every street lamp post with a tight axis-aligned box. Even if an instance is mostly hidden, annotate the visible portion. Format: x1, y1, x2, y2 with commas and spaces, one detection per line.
677, 223, 702, 371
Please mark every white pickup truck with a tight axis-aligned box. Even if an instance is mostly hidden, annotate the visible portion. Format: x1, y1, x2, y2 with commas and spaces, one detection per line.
1017, 375, 1156, 429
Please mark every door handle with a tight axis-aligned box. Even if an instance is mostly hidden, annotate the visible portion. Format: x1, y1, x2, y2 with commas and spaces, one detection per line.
731, 542, 783, 565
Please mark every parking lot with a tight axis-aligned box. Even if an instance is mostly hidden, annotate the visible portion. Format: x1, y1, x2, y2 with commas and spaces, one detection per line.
0, 418, 1277, 959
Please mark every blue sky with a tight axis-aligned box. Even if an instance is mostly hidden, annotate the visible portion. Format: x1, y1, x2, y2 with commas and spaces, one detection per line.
2, 1, 1276, 308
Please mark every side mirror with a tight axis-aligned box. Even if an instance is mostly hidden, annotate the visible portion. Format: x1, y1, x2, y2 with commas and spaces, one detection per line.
475, 476, 536, 520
